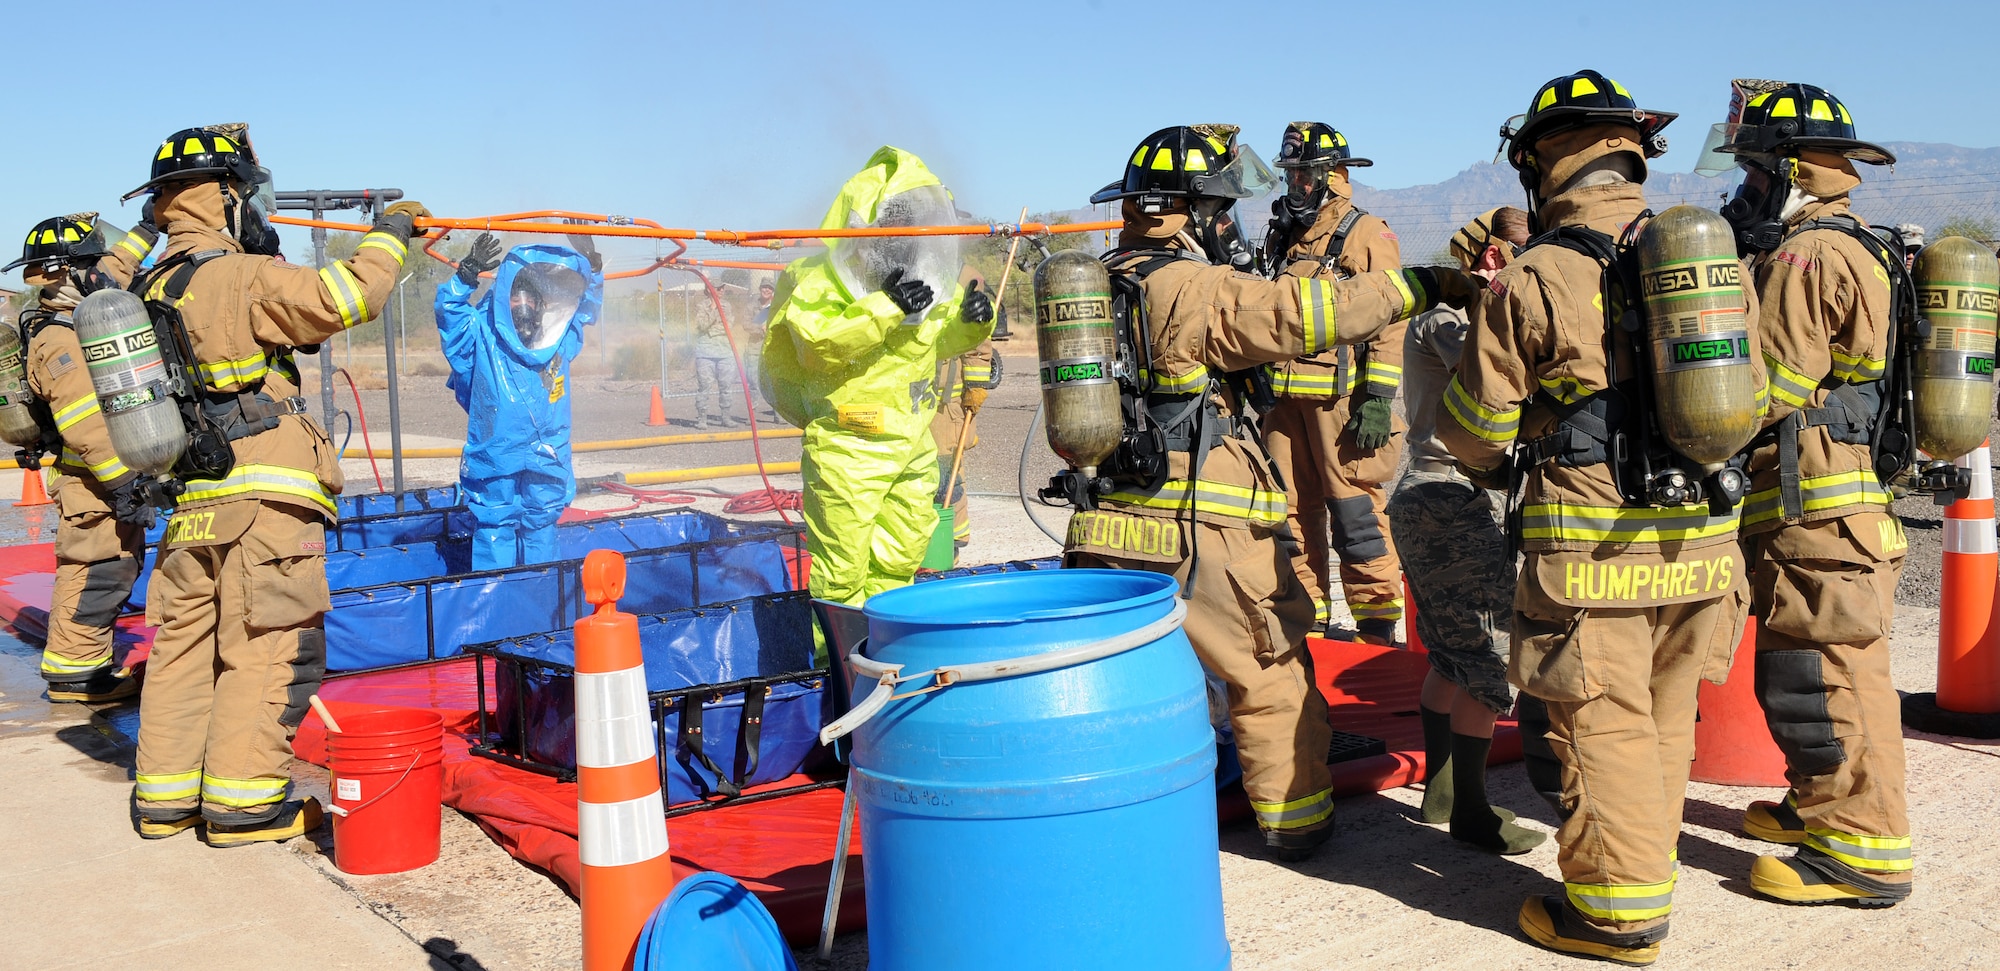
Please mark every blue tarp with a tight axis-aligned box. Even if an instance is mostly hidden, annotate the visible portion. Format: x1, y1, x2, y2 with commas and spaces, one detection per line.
325, 514, 794, 671
493, 592, 820, 805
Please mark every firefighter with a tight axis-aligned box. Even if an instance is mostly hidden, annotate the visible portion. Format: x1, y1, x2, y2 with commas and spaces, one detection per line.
124, 126, 428, 845
931, 269, 1002, 556
1068, 125, 1474, 860
1263, 123, 1406, 641
1440, 73, 1758, 964
1702, 82, 1916, 907
930, 339, 998, 555
6, 214, 158, 702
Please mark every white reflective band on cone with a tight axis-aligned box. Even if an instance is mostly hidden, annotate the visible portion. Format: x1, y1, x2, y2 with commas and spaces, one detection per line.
1945, 519, 1998, 555
574, 666, 655, 769
578, 790, 670, 867
1958, 446, 1994, 502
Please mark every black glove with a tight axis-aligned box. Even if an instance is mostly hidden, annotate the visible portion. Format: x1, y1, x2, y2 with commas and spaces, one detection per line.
960, 280, 993, 324
138, 197, 158, 236
1346, 395, 1394, 450
1403, 266, 1481, 311
564, 232, 604, 274
109, 479, 156, 529
457, 233, 503, 285
881, 266, 933, 317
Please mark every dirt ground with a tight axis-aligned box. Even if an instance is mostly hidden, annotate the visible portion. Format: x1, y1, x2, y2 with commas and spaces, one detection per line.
0, 338, 1989, 969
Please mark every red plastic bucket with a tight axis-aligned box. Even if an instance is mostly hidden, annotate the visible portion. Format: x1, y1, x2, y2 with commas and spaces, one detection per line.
326, 707, 446, 875
1691, 619, 1790, 786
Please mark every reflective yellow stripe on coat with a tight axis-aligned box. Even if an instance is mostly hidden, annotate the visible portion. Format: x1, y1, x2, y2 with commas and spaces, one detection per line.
180, 463, 335, 515
1100, 478, 1288, 525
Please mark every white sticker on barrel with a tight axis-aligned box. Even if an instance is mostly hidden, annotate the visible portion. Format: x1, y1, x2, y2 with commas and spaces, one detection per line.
578, 790, 670, 867
337, 777, 361, 801
1945, 518, 1998, 555
574, 666, 656, 769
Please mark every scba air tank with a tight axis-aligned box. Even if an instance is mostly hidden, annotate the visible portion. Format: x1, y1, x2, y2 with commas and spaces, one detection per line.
1911, 235, 2000, 462
1636, 205, 1762, 468
1034, 250, 1122, 477
0, 325, 44, 449
74, 289, 185, 476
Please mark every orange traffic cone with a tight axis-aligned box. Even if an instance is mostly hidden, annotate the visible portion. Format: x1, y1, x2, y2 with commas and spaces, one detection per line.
645, 386, 667, 427
1904, 442, 2000, 737
1691, 618, 1788, 785
14, 467, 51, 507
575, 550, 676, 971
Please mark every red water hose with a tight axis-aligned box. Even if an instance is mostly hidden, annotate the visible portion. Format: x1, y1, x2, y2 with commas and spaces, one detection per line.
333, 368, 387, 493
686, 267, 799, 526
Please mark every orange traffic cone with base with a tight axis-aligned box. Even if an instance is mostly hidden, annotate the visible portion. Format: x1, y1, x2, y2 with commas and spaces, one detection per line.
1904, 442, 2000, 737
576, 550, 677, 971
14, 467, 51, 507
645, 386, 667, 427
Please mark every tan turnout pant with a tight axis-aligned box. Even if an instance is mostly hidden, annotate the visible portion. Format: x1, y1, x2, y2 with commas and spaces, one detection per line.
41, 475, 143, 683
1071, 518, 1335, 835
134, 502, 330, 826
1261, 395, 1404, 627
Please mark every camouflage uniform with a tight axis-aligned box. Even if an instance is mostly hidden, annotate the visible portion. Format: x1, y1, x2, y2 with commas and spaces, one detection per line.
1387, 310, 1513, 712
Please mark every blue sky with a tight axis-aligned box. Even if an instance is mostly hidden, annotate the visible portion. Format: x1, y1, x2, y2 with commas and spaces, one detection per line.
8, 0, 1997, 285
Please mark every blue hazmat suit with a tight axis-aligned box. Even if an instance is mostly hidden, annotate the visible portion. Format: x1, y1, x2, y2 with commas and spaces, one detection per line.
434, 243, 603, 570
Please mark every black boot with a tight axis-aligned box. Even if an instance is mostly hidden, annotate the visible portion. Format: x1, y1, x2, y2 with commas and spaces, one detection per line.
1418, 707, 1453, 824
1448, 732, 1546, 855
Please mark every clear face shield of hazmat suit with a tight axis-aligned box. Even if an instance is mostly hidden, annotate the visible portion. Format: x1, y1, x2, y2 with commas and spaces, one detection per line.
433, 243, 603, 570
756, 147, 994, 627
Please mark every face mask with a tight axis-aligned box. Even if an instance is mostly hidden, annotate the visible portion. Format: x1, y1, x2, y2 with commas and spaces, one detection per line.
226, 182, 283, 257
1192, 198, 1251, 270
1720, 163, 1787, 255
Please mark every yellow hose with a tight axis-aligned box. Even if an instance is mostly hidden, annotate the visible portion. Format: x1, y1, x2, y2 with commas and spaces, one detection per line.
622, 462, 800, 485
338, 426, 801, 460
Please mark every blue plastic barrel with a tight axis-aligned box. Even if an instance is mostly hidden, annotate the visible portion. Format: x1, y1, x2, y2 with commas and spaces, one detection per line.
854, 569, 1227, 971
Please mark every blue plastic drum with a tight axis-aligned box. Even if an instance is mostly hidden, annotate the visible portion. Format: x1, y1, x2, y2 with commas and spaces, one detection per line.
634, 872, 797, 971
852, 569, 1227, 971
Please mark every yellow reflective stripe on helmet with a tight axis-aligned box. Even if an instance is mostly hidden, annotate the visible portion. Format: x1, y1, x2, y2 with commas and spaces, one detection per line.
1520, 501, 1742, 544
1100, 478, 1288, 524
319, 263, 370, 328
355, 230, 409, 265
1742, 470, 1891, 527
1348, 599, 1403, 620
1385, 269, 1418, 321
1297, 276, 1336, 354
1144, 368, 1211, 395
1537, 373, 1593, 406
181, 463, 336, 515
1829, 348, 1887, 384
1566, 875, 1676, 922
1363, 360, 1402, 396
135, 769, 202, 802
1443, 374, 1520, 443
53, 396, 101, 432
197, 351, 272, 390
114, 230, 151, 261
1805, 827, 1913, 872
201, 773, 287, 808
1251, 787, 1334, 830
1765, 353, 1818, 409
41, 649, 112, 675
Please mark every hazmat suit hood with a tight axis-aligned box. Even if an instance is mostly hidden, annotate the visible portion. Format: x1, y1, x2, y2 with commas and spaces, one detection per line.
822, 146, 962, 311
486, 244, 602, 368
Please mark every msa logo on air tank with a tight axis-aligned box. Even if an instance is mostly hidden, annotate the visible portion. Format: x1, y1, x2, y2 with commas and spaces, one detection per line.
1968, 356, 1997, 377
1919, 288, 2000, 313
1042, 361, 1106, 384
1036, 296, 1112, 327
1642, 261, 1741, 297
80, 329, 155, 364
1669, 337, 1750, 364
